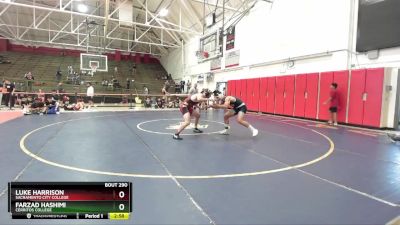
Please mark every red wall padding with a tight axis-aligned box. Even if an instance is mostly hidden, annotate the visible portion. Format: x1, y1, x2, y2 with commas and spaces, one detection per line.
274, 76, 285, 115
283, 75, 295, 116
234, 80, 241, 97
304, 73, 319, 119
4, 42, 159, 62
115, 50, 121, 61
318, 72, 334, 120
266, 77, 276, 113
294, 74, 307, 117
363, 68, 384, 127
135, 53, 141, 64
259, 78, 268, 113
246, 79, 254, 110
225, 67, 385, 128
333, 70, 349, 123
0, 38, 8, 51
348, 69, 366, 125
240, 80, 247, 103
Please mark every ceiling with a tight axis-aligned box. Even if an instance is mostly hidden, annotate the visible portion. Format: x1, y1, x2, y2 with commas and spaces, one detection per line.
0, 0, 253, 56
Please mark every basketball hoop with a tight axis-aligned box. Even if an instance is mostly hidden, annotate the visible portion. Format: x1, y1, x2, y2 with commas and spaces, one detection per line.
90, 65, 98, 73
196, 50, 209, 62
90, 61, 98, 73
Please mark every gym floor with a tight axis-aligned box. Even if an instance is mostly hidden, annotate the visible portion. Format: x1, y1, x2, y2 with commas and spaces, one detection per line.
0, 110, 399, 224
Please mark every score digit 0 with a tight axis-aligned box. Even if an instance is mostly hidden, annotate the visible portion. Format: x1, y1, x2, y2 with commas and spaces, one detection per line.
119, 191, 125, 199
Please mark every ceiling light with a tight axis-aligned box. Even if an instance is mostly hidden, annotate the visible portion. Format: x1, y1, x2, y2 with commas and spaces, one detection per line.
159, 8, 168, 17
77, 4, 88, 13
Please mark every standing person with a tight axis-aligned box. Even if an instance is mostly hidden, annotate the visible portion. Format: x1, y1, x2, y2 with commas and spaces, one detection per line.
186, 80, 191, 94
161, 85, 169, 95
210, 90, 258, 137
143, 85, 149, 95
4, 80, 15, 109
86, 82, 94, 109
0, 80, 4, 107
188, 83, 198, 95
56, 68, 62, 82
126, 78, 131, 90
173, 89, 212, 140
180, 80, 185, 93
164, 80, 170, 93
323, 83, 339, 126
24, 71, 34, 92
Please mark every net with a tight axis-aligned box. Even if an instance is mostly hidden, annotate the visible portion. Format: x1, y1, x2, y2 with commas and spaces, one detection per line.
90, 61, 98, 73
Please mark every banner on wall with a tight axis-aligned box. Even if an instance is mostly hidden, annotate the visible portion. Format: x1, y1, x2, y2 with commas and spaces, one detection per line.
210, 58, 222, 71
225, 50, 240, 68
226, 26, 235, 51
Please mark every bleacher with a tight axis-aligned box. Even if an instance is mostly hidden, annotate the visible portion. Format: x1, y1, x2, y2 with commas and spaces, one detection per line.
0, 51, 172, 95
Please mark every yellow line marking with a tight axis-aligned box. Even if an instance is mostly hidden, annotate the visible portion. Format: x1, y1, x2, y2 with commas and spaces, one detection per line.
348, 129, 380, 137
280, 119, 309, 124
307, 124, 338, 130
387, 216, 400, 225
19, 115, 335, 179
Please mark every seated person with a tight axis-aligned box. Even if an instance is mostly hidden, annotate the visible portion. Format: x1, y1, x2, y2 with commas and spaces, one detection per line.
64, 98, 85, 111
45, 96, 59, 114
174, 98, 180, 108
29, 98, 46, 115
144, 97, 151, 108
166, 98, 175, 108
156, 98, 165, 109
388, 133, 400, 143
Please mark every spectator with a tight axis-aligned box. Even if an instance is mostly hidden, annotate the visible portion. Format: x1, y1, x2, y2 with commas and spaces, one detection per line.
143, 85, 149, 95
188, 83, 198, 95
24, 71, 34, 92
4, 80, 15, 109
86, 82, 94, 108
156, 97, 165, 108
161, 86, 169, 95
222, 87, 226, 96
0, 79, 3, 106
126, 78, 130, 89
29, 97, 46, 115
132, 64, 136, 75
57, 83, 64, 93
37, 89, 45, 102
45, 96, 60, 114
180, 80, 185, 93
144, 97, 151, 108
323, 83, 339, 126
56, 68, 62, 82
186, 80, 191, 94
388, 133, 400, 142
164, 80, 170, 92
64, 98, 85, 111
68, 65, 73, 75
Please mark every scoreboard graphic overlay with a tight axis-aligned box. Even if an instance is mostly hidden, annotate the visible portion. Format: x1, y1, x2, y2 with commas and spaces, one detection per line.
8, 182, 132, 220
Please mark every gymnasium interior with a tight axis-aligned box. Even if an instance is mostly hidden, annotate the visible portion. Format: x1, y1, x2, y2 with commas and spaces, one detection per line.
0, 0, 400, 224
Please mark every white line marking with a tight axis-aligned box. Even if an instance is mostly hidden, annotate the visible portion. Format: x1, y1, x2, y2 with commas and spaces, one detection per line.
124, 121, 216, 225
19, 115, 334, 179
137, 119, 226, 135
246, 145, 399, 207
